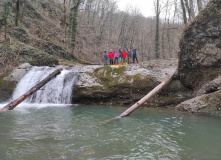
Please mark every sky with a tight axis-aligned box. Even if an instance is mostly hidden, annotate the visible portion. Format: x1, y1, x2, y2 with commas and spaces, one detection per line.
117, 0, 155, 17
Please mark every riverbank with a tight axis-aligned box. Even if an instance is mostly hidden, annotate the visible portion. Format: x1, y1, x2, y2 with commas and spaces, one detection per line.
0, 58, 191, 109
1, 56, 221, 117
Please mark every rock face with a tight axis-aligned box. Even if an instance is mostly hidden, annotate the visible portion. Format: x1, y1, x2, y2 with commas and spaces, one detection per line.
176, 90, 221, 116
73, 59, 192, 107
178, 0, 221, 92
0, 63, 32, 102
176, 0, 221, 116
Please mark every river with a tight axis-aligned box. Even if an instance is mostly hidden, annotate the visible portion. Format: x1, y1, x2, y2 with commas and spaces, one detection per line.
0, 104, 221, 160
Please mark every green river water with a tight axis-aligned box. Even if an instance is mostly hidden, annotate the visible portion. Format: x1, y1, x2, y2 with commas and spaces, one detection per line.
0, 104, 221, 160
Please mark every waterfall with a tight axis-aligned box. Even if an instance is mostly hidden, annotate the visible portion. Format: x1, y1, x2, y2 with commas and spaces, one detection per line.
12, 66, 78, 104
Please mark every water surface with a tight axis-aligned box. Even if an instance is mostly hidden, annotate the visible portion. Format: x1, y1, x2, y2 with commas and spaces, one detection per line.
0, 104, 221, 160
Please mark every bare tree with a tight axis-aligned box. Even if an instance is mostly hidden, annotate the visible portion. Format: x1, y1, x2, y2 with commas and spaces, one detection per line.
197, 0, 203, 12
155, 0, 160, 59
1, 2, 10, 39
180, 0, 187, 25
63, 0, 67, 41
70, 0, 83, 49
189, 0, 195, 19
15, 0, 20, 26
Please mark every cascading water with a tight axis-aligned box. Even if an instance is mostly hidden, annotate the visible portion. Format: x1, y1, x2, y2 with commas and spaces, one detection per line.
12, 66, 78, 104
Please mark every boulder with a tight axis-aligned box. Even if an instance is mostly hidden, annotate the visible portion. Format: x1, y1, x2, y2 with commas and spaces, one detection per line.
176, 90, 221, 116
176, 0, 221, 116
178, 0, 221, 92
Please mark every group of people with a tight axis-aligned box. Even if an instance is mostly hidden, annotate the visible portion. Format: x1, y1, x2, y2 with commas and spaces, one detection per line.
103, 45, 139, 65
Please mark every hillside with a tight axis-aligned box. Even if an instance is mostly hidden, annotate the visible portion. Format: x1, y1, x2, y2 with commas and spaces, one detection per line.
0, 0, 182, 78
0, 0, 89, 78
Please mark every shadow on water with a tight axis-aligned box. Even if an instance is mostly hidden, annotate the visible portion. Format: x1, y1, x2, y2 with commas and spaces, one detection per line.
0, 104, 221, 160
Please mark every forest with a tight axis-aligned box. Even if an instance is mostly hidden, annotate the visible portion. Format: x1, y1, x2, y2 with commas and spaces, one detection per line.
1, 1, 221, 159
0, 0, 209, 66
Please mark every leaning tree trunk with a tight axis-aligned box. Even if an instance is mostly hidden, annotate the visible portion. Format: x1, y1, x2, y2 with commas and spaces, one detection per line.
0, 68, 63, 112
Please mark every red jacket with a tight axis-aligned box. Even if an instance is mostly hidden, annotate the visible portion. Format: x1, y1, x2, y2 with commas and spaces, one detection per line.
122, 51, 128, 58
108, 52, 114, 58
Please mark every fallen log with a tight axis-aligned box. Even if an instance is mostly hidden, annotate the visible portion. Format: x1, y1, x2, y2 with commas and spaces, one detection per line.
98, 70, 177, 125
0, 68, 63, 112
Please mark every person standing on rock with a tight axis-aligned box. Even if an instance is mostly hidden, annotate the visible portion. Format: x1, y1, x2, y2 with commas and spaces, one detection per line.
118, 47, 123, 64
114, 50, 119, 65
132, 45, 139, 64
122, 50, 128, 65
127, 48, 132, 64
108, 50, 114, 65
103, 51, 108, 65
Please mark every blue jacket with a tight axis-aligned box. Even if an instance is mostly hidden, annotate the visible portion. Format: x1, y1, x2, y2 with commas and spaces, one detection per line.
132, 49, 137, 56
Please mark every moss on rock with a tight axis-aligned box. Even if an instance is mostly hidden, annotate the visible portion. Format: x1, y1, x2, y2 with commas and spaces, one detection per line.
93, 66, 127, 88
0, 78, 16, 102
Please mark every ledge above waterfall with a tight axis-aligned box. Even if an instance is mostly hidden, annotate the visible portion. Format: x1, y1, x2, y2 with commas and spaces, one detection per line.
72, 58, 192, 107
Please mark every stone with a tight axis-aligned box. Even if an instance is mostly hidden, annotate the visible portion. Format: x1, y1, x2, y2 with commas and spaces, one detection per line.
4, 63, 32, 82
176, 90, 221, 116
178, 0, 221, 92
196, 75, 221, 96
